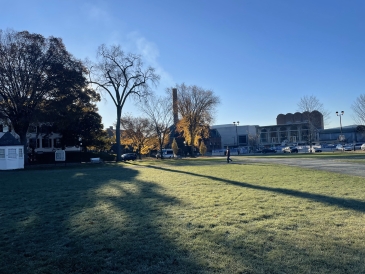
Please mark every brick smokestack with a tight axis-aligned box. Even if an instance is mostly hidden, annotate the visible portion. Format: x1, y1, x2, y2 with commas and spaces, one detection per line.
172, 88, 178, 125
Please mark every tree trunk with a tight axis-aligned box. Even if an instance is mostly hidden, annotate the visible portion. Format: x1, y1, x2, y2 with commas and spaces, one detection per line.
115, 108, 122, 162
19, 132, 29, 165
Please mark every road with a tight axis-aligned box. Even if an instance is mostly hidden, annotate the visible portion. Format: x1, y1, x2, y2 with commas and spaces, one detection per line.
241, 157, 365, 178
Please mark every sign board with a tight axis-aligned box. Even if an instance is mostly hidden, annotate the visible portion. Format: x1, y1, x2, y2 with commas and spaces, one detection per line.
55, 150, 66, 162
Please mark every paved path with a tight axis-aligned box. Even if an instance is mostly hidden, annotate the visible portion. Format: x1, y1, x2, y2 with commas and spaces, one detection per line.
241, 157, 365, 178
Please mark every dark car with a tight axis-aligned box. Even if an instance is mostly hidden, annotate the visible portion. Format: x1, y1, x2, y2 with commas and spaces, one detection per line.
283, 146, 298, 153
121, 153, 137, 161
262, 148, 276, 154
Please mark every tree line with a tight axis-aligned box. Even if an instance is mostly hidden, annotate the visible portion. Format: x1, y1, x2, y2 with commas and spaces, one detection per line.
0, 29, 220, 163
1, 29, 364, 163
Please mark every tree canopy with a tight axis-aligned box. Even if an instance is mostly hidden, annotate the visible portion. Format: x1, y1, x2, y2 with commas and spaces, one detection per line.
173, 83, 220, 156
0, 29, 87, 162
120, 114, 155, 157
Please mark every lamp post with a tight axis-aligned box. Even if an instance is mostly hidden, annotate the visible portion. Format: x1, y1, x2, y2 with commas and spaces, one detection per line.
336, 111, 344, 143
183, 141, 186, 157
233, 121, 239, 147
78, 137, 82, 163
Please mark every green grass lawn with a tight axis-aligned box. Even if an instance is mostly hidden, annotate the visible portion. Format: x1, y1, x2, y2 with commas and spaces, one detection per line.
1, 158, 365, 273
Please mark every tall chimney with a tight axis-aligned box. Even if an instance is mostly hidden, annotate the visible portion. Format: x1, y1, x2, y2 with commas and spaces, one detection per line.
172, 88, 178, 125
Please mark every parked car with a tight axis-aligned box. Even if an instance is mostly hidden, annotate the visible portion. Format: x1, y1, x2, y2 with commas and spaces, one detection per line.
361, 144, 365, 151
336, 144, 344, 151
353, 143, 364, 150
336, 144, 352, 151
262, 148, 276, 154
283, 146, 298, 153
156, 149, 174, 159
308, 147, 322, 153
343, 145, 353, 151
323, 144, 336, 149
121, 153, 137, 161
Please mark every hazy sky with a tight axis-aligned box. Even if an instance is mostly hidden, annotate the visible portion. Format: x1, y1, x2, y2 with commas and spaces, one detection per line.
2, 0, 364, 129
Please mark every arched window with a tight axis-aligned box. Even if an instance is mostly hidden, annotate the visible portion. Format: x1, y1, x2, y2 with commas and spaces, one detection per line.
279, 126, 287, 142
260, 129, 268, 143
290, 126, 298, 142
270, 128, 278, 143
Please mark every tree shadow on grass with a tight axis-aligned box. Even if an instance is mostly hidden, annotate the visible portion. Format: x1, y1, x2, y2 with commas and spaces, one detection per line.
0, 165, 202, 273
142, 165, 365, 273
145, 165, 365, 213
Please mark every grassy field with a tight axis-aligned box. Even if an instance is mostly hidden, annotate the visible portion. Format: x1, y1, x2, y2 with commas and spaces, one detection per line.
1, 156, 365, 273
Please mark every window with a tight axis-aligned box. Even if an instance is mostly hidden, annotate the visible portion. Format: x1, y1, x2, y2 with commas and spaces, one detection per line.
42, 138, 51, 148
19, 148, 23, 158
238, 135, 247, 145
0, 149, 5, 159
8, 148, 17, 158
53, 138, 62, 148
260, 129, 268, 143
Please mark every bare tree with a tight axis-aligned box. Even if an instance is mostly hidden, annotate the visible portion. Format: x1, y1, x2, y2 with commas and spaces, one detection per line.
173, 83, 220, 157
140, 95, 173, 159
352, 94, 365, 125
87, 44, 159, 161
297, 95, 329, 150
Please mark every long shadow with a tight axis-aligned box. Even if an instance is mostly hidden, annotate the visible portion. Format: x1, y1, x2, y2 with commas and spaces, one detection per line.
0, 165, 201, 273
146, 165, 365, 213
2, 164, 365, 273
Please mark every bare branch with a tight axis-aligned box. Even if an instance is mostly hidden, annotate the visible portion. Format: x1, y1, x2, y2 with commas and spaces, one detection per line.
87, 44, 160, 161
352, 94, 365, 125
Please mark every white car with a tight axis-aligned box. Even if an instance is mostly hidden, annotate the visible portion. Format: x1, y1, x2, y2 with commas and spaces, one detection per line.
361, 144, 365, 151
336, 144, 344, 151
308, 147, 322, 153
337, 144, 352, 151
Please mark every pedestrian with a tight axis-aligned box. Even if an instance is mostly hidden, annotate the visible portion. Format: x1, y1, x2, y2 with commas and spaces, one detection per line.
226, 147, 232, 163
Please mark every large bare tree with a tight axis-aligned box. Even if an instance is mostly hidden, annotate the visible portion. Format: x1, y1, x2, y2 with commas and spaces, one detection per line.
140, 95, 173, 159
0, 29, 87, 163
352, 94, 365, 125
87, 44, 159, 161
297, 95, 330, 149
173, 83, 220, 157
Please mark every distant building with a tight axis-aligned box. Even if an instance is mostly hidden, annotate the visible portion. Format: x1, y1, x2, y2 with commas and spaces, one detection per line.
210, 124, 259, 149
319, 125, 365, 143
258, 111, 324, 146
208, 111, 327, 150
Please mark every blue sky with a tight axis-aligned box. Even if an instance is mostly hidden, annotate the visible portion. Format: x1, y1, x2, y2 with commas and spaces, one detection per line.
2, 0, 364, 129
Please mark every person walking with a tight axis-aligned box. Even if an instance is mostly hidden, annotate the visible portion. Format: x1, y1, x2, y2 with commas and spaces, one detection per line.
226, 147, 232, 163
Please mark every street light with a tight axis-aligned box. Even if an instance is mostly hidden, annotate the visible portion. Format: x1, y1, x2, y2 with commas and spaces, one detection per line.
336, 111, 344, 143
233, 121, 239, 147
78, 137, 82, 163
